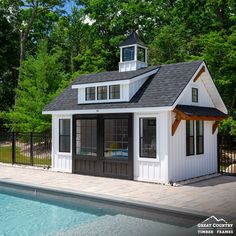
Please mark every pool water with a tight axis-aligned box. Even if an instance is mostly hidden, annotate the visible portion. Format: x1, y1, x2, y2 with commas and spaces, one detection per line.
0, 192, 105, 236
0, 190, 200, 236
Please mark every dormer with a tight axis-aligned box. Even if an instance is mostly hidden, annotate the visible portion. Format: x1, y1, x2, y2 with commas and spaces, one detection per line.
119, 32, 148, 72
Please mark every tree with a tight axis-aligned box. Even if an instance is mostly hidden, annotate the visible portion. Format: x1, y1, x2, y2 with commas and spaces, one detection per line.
4, 41, 69, 132
0, 1, 19, 111
18, 0, 66, 64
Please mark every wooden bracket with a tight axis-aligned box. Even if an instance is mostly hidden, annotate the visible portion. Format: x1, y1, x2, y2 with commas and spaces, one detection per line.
194, 66, 205, 82
172, 116, 182, 136
212, 121, 220, 134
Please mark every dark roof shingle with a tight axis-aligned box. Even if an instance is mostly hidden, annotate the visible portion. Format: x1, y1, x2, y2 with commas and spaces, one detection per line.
119, 32, 147, 47
73, 66, 158, 85
44, 60, 204, 112
176, 105, 227, 117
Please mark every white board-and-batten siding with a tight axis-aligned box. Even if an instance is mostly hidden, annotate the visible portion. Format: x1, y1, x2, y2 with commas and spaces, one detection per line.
51, 115, 72, 173
178, 75, 214, 107
169, 115, 217, 182
133, 111, 170, 184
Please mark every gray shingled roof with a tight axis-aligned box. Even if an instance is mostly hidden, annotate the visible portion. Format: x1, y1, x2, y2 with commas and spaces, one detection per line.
176, 105, 227, 117
44, 60, 204, 112
119, 32, 147, 47
73, 66, 158, 85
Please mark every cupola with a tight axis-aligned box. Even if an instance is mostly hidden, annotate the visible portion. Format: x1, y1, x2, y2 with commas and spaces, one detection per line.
119, 32, 148, 72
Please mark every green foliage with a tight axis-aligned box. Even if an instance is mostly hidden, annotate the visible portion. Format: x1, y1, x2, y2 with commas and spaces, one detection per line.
219, 116, 236, 136
1, 0, 236, 136
0, 1, 19, 111
5, 41, 68, 132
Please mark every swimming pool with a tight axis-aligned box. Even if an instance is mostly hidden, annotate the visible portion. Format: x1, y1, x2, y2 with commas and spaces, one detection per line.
0, 181, 203, 236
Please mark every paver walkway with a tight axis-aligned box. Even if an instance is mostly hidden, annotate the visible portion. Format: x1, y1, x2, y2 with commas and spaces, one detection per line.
0, 164, 235, 219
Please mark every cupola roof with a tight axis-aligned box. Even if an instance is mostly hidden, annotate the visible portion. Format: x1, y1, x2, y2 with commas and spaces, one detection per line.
119, 32, 147, 47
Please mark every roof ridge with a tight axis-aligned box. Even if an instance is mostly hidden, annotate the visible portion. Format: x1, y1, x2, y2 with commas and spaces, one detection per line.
159, 60, 203, 67
74, 66, 159, 82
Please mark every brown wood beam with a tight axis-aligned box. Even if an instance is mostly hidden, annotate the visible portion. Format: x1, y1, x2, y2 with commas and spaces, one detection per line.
194, 66, 205, 82
182, 116, 225, 121
172, 116, 182, 136
173, 108, 226, 121
212, 121, 220, 134
173, 108, 188, 119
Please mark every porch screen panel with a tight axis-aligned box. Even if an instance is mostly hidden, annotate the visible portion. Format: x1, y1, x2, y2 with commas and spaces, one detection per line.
196, 120, 204, 154
76, 119, 97, 156
59, 119, 70, 152
139, 118, 156, 158
104, 119, 128, 159
186, 120, 194, 156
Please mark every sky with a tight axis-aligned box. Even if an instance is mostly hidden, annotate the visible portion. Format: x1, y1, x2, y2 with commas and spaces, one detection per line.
63, 1, 80, 14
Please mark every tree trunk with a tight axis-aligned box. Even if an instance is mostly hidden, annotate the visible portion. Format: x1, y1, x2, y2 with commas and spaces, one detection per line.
19, 6, 37, 65
20, 32, 27, 65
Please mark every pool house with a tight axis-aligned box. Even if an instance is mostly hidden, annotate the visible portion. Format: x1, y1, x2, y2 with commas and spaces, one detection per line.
43, 32, 227, 184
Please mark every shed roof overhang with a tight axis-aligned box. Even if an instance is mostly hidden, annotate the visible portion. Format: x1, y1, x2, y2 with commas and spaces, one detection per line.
172, 105, 227, 136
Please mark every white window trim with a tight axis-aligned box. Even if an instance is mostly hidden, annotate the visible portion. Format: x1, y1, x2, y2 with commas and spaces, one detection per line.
191, 85, 199, 104
83, 84, 123, 103
57, 117, 72, 155
120, 44, 148, 63
186, 120, 204, 158
137, 115, 159, 162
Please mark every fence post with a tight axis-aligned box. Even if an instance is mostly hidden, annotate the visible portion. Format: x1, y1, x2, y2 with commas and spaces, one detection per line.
12, 132, 16, 164
30, 132, 33, 166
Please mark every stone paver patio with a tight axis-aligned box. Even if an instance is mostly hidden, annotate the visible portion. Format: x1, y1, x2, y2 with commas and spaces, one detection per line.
0, 164, 235, 220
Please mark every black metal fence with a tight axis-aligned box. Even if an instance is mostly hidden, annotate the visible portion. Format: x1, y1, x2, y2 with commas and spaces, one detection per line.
0, 132, 51, 167
218, 135, 236, 175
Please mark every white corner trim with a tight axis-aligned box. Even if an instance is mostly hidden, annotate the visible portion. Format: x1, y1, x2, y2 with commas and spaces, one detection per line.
42, 106, 172, 115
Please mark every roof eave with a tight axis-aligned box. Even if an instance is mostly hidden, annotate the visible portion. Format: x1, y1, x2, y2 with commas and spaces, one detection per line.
42, 106, 173, 115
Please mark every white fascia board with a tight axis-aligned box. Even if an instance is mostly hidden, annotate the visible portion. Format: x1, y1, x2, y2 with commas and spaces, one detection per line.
119, 44, 136, 49
71, 68, 159, 89
202, 62, 228, 114
42, 106, 172, 115
120, 44, 148, 49
172, 61, 228, 114
72, 80, 129, 89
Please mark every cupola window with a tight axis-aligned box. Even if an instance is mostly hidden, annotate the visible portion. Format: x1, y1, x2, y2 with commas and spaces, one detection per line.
122, 46, 135, 61
137, 46, 145, 62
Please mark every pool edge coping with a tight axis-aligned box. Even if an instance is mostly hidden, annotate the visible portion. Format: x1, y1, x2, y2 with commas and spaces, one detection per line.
1, 179, 233, 222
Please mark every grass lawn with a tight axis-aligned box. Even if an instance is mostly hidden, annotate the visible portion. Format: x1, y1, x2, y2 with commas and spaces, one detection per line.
0, 146, 51, 167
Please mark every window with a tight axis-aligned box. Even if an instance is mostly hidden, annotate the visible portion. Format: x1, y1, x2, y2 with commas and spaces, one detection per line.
140, 118, 156, 158
97, 86, 107, 100
76, 119, 97, 156
192, 88, 198, 103
109, 85, 120, 99
196, 120, 204, 154
104, 119, 128, 159
86, 87, 95, 101
186, 121, 194, 156
186, 120, 204, 156
137, 46, 145, 62
122, 46, 135, 61
59, 119, 70, 152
